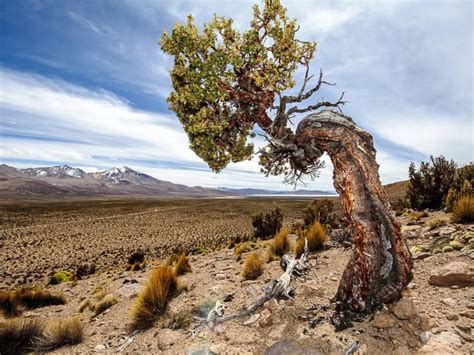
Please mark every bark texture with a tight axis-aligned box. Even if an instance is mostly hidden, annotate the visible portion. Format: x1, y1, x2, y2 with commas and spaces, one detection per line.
296, 110, 413, 330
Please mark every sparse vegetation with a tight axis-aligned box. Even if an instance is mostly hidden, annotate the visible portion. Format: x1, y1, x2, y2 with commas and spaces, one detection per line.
293, 221, 328, 257
303, 198, 339, 229
445, 163, 474, 211
234, 241, 257, 261
0, 288, 66, 318
127, 251, 146, 271
168, 253, 192, 276
35, 317, 84, 352
160, 309, 193, 330
452, 195, 474, 223
268, 227, 290, 257
0, 318, 45, 354
407, 210, 428, 221
426, 215, 451, 230
192, 246, 209, 255
131, 265, 181, 330
406, 155, 457, 210
252, 207, 283, 239
241, 252, 264, 280
93, 294, 118, 315
49, 271, 74, 285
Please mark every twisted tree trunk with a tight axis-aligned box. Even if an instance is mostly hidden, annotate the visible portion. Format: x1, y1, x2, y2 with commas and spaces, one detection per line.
296, 110, 413, 330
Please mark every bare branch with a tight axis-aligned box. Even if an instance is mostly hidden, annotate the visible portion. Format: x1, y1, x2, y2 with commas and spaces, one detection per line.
286, 91, 347, 116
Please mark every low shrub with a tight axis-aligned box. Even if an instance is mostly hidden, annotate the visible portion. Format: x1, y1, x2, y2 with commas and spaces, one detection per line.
174, 255, 192, 276
252, 207, 283, 239
126, 251, 146, 271
0, 292, 20, 318
303, 199, 339, 229
93, 295, 118, 316
268, 227, 290, 257
131, 265, 181, 330
234, 241, 257, 261
49, 271, 74, 285
453, 195, 474, 223
0, 318, 45, 354
191, 246, 208, 255
426, 215, 451, 230
0, 288, 66, 318
293, 221, 328, 257
35, 317, 84, 352
160, 309, 193, 330
241, 252, 264, 280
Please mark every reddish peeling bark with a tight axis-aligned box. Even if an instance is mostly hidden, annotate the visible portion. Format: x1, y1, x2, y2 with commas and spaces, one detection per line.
296, 110, 413, 330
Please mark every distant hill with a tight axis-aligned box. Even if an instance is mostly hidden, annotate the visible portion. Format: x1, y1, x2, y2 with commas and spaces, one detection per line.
0, 164, 225, 198
0, 163, 409, 200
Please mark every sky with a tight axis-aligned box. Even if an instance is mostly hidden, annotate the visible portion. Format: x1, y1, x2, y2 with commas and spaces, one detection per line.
0, 0, 472, 190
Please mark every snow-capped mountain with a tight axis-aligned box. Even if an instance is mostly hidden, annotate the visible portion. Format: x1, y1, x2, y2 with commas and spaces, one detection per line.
22, 165, 86, 179
89, 166, 156, 185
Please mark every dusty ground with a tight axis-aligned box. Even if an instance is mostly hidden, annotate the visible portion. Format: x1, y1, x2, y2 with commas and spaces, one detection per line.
1, 198, 473, 354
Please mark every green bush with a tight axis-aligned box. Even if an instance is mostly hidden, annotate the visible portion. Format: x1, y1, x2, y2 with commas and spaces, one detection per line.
444, 163, 474, 211
252, 207, 283, 239
48, 271, 73, 285
406, 155, 457, 210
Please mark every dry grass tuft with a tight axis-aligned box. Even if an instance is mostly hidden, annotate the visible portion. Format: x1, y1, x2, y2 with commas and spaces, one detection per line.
453, 195, 474, 223
131, 265, 181, 330
0, 288, 65, 318
234, 241, 257, 261
293, 221, 328, 257
35, 317, 84, 352
167, 254, 191, 276
0, 318, 45, 354
268, 227, 290, 257
93, 295, 118, 316
160, 309, 193, 330
241, 252, 264, 280
407, 211, 428, 221
426, 215, 451, 230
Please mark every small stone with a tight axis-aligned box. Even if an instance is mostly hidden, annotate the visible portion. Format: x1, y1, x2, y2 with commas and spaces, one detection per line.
157, 329, 181, 350
372, 311, 396, 328
94, 344, 106, 352
243, 313, 260, 326
459, 309, 474, 319
446, 313, 459, 321
417, 331, 462, 354
393, 298, 417, 320
441, 298, 456, 307
455, 322, 471, 332
266, 298, 279, 313
419, 331, 432, 343
258, 309, 273, 327
413, 252, 431, 260
215, 273, 226, 280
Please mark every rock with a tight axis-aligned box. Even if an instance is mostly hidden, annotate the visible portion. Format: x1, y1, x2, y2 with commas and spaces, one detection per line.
393, 298, 417, 320
438, 226, 456, 236
94, 344, 106, 352
215, 273, 226, 280
372, 311, 396, 328
416, 331, 462, 354
393, 345, 411, 355
455, 322, 471, 332
446, 313, 459, 321
441, 298, 456, 307
112, 283, 141, 300
258, 309, 273, 327
413, 252, 432, 260
419, 331, 432, 343
265, 298, 279, 313
264, 340, 323, 355
459, 309, 474, 319
429, 261, 474, 287
157, 329, 181, 350
243, 313, 260, 326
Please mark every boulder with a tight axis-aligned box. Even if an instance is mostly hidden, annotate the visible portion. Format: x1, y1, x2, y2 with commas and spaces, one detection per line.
393, 298, 417, 320
372, 311, 396, 328
429, 262, 474, 287
112, 283, 142, 300
416, 331, 462, 354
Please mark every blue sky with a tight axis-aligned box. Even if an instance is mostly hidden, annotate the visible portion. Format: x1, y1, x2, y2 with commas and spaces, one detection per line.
0, 0, 472, 189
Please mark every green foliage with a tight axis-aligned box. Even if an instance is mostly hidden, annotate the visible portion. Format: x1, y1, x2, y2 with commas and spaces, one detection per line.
49, 271, 74, 285
406, 155, 457, 210
160, 0, 315, 171
303, 198, 339, 228
252, 206, 283, 239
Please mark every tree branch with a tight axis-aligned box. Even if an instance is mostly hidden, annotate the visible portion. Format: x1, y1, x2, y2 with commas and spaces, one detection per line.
286, 91, 347, 116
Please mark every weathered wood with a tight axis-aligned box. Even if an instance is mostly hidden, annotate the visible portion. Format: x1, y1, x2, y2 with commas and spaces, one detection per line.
296, 110, 413, 330
217, 239, 309, 323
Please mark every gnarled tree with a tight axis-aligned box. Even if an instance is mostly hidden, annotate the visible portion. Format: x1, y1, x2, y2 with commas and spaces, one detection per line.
160, 0, 412, 329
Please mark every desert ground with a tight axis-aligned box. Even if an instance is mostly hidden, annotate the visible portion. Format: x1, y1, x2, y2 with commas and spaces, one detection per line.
0, 197, 473, 354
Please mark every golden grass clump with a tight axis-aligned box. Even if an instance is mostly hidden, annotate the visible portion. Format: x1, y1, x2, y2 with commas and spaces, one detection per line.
426, 215, 451, 230
453, 195, 474, 223
0, 288, 66, 318
241, 252, 264, 280
293, 221, 328, 257
167, 253, 192, 276
93, 295, 118, 315
131, 265, 180, 330
0, 318, 45, 354
35, 317, 84, 352
268, 227, 290, 257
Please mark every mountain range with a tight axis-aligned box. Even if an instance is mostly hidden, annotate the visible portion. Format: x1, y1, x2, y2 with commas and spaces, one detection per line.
0, 164, 336, 198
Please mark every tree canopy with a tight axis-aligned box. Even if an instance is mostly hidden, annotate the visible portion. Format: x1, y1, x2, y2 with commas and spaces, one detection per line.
160, 0, 345, 183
